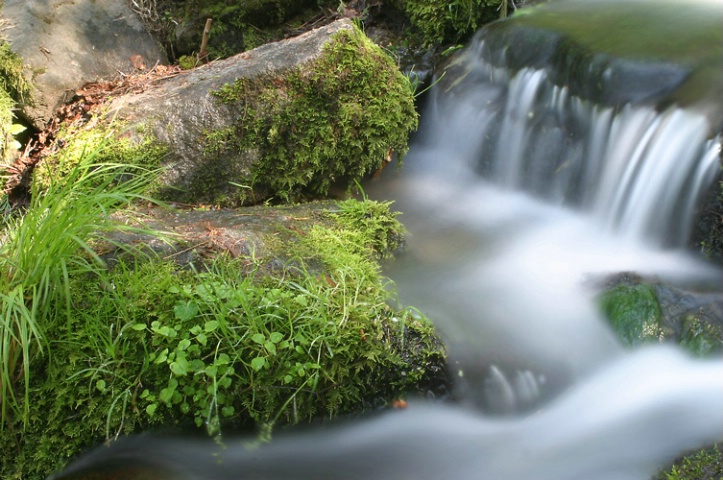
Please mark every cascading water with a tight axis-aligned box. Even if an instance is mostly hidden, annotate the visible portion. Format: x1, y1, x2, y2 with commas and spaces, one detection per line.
51, 1, 723, 479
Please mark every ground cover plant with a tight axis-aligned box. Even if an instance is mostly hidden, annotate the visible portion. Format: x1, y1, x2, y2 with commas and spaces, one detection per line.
0, 139, 162, 428
0, 144, 445, 479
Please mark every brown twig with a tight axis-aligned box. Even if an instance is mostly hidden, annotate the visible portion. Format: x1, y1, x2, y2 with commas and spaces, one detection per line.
199, 18, 213, 63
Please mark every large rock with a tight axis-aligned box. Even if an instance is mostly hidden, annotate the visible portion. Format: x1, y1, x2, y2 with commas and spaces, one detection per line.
475, 0, 723, 128
1, 0, 167, 129
84, 20, 417, 206
100, 19, 417, 207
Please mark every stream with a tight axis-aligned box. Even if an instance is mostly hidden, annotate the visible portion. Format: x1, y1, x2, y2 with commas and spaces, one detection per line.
50, 1, 723, 479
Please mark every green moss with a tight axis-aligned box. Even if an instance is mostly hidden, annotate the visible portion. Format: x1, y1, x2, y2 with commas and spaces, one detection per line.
205, 26, 418, 205
0, 199, 445, 480
162, 0, 334, 60
32, 120, 168, 194
393, 0, 504, 45
0, 41, 33, 164
0, 42, 31, 104
678, 315, 723, 357
656, 444, 723, 480
597, 283, 723, 356
598, 284, 663, 347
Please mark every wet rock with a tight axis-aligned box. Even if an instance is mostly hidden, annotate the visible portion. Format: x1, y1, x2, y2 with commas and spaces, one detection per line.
597, 276, 723, 356
1, 0, 168, 129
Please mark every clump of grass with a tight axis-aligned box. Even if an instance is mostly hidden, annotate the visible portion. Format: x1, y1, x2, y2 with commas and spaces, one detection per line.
0, 197, 446, 480
0, 139, 162, 426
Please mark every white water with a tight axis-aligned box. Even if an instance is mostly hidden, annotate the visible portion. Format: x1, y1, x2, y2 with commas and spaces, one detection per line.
53, 9, 723, 480
55, 58, 723, 480
370, 34, 723, 477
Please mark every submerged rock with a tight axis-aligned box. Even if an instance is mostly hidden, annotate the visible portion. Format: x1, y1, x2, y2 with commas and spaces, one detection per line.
597, 276, 723, 356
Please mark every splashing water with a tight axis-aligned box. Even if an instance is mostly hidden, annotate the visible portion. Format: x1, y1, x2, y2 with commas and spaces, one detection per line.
52, 2, 723, 479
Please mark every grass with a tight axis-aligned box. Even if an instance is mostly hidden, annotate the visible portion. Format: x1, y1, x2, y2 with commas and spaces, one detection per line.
0, 138, 163, 427
0, 188, 446, 479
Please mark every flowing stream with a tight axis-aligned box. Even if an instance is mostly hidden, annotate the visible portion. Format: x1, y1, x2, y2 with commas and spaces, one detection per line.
52, 1, 723, 479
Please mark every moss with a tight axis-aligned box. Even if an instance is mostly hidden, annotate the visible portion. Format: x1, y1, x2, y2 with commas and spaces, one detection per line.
392, 0, 504, 46
598, 284, 663, 347
0, 41, 33, 164
0, 199, 445, 480
656, 445, 723, 480
32, 120, 168, 194
597, 282, 723, 356
205, 26, 418, 205
0, 42, 31, 104
157, 0, 336, 60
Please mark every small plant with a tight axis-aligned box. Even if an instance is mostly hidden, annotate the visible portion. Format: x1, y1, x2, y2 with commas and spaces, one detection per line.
0, 138, 162, 426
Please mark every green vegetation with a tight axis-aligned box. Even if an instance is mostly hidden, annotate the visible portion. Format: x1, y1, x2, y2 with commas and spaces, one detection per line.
657, 445, 723, 480
598, 282, 723, 478
0, 149, 444, 479
32, 121, 168, 193
598, 284, 663, 347
392, 0, 504, 45
203, 25, 418, 205
0, 141, 162, 428
598, 283, 722, 356
141, 0, 338, 60
0, 41, 32, 164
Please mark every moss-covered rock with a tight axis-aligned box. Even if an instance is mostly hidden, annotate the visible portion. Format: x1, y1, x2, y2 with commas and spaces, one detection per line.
97, 19, 416, 207
32, 120, 168, 194
392, 0, 505, 46
206, 25, 418, 205
597, 279, 723, 356
598, 283, 664, 347
0, 198, 446, 480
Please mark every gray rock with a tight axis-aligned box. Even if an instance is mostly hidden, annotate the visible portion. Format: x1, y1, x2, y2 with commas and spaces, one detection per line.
1, 0, 168, 129
105, 19, 360, 205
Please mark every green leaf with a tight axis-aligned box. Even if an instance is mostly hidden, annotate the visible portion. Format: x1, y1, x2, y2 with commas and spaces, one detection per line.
131, 323, 147, 331
146, 404, 157, 416
205, 320, 219, 333
219, 376, 232, 389
160, 386, 175, 403
251, 333, 265, 344
95, 379, 106, 392
264, 341, 277, 355
178, 339, 192, 350
155, 348, 169, 364
9, 123, 26, 135
251, 357, 266, 371
170, 358, 190, 376
174, 301, 199, 321
269, 332, 284, 343
196, 332, 208, 346
222, 406, 235, 417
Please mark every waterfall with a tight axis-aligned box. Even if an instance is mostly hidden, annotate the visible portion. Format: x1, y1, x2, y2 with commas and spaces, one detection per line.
51, 1, 723, 479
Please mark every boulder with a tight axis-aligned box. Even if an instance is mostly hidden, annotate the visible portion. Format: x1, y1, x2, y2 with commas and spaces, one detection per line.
98, 18, 417, 207
1, 0, 167, 129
